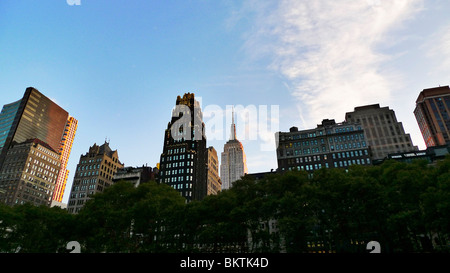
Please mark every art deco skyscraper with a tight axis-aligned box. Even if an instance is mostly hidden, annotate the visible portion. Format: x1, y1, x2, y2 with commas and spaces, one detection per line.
158, 93, 208, 202
414, 86, 450, 147
220, 109, 247, 190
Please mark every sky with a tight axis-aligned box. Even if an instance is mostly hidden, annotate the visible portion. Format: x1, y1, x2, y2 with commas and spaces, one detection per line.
0, 0, 449, 203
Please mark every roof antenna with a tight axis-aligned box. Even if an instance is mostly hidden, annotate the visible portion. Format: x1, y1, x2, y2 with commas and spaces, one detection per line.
230, 106, 236, 140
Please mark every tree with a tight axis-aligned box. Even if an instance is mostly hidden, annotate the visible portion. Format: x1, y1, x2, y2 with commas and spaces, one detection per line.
0, 203, 76, 253
76, 180, 185, 253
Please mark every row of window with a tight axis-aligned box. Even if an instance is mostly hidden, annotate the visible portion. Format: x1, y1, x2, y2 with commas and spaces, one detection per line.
169, 183, 193, 190
31, 150, 60, 167
162, 153, 194, 162
80, 158, 102, 164
331, 141, 366, 151
167, 147, 187, 155
285, 158, 371, 172
280, 126, 361, 141
35, 145, 59, 161
162, 175, 193, 183
163, 168, 194, 176
284, 149, 370, 166
164, 160, 193, 169
284, 132, 364, 148
330, 133, 364, 143
334, 158, 371, 167
332, 150, 368, 159
284, 141, 367, 157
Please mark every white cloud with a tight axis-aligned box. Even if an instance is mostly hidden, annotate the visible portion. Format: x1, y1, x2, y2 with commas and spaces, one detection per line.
240, 0, 424, 128
425, 24, 450, 74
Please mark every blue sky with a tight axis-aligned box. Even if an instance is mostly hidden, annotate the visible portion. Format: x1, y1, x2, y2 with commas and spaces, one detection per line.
1, 0, 449, 203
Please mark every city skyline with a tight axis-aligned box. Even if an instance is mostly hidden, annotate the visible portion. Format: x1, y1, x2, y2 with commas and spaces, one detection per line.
1, 1, 450, 203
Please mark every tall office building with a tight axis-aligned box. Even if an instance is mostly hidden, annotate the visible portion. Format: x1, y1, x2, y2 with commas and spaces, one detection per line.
0, 100, 21, 153
276, 119, 371, 173
0, 139, 61, 206
53, 116, 78, 202
345, 104, 418, 161
206, 146, 221, 195
67, 141, 123, 213
220, 110, 247, 190
0, 88, 69, 165
414, 86, 450, 147
158, 93, 208, 202
0, 87, 77, 205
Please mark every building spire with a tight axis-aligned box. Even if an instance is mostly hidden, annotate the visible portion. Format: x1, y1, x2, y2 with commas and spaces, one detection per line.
230, 106, 236, 140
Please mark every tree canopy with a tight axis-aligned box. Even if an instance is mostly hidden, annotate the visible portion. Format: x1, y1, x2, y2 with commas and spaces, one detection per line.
1, 156, 449, 253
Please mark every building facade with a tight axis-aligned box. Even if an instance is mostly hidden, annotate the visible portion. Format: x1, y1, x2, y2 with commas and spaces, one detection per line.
345, 104, 418, 161
206, 146, 221, 195
0, 139, 61, 206
0, 100, 21, 154
0, 87, 77, 204
220, 110, 247, 190
276, 119, 371, 173
385, 145, 450, 164
414, 86, 450, 147
158, 93, 208, 202
67, 141, 123, 213
112, 165, 158, 188
0, 87, 70, 168
53, 116, 78, 202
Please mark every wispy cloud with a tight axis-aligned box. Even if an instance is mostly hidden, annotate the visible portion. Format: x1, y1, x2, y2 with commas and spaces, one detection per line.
425, 24, 450, 74
239, 0, 424, 128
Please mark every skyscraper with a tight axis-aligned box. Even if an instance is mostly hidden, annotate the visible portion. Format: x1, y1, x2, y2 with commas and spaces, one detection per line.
158, 93, 208, 202
0, 100, 21, 153
345, 104, 418, 161
220, 109, 247, 190
0, 88, 69, 166
53, 116, 78, 202
414, 86, 450, 147
0, 87, 77, 205
67, 141, 123, 213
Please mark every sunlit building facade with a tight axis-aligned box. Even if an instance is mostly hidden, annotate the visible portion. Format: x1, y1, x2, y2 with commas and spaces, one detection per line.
206, 146, 221, 195
345, 104, 418, 161
0, 88, 69, 161
0, 138, 61, 206
53, 116, 78, 202
67, 141, 123, 213
0, 87, 77, 205
414, 86, 450, 147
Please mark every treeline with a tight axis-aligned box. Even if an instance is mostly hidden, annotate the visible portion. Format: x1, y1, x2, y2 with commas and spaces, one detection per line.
1, 156, 449, 253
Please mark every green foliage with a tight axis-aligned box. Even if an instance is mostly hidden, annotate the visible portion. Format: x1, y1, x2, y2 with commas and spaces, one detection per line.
1, 156, 449, 253
0, 203, 76, 253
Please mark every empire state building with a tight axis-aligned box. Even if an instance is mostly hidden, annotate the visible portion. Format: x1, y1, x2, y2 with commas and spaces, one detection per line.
220, 109, 247, 190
